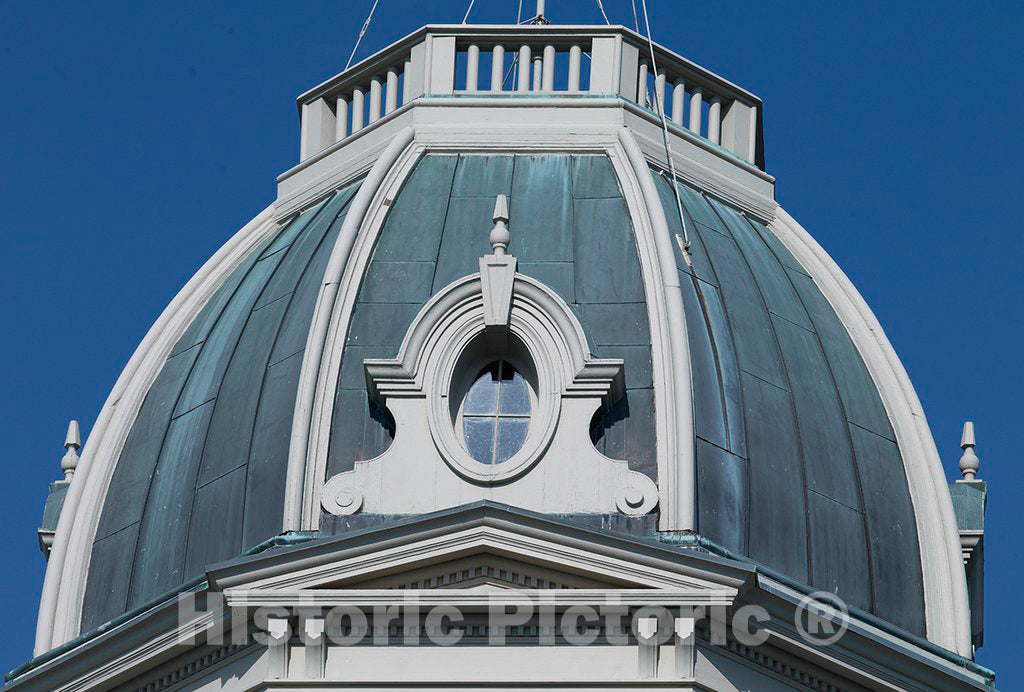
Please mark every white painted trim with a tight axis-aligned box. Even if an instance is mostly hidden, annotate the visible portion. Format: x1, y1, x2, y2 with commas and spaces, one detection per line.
225, 589, 737, 608
768, 208, 971, 656
282, 126, 417, 532
36, 204, 278, 654
294, 124, 689, 532
615, 128, 695, 532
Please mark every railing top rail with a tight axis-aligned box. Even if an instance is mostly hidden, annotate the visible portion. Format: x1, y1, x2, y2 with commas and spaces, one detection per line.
297, 23, 761, 110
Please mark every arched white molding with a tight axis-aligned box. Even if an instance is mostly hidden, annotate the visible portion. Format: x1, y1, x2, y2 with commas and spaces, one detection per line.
320, 271, 658, 516
614, 128, 695, 532
297, 134, 687, 532
38, 204, 277, 653
769, 208, 971, 656
283, 126, 418, 532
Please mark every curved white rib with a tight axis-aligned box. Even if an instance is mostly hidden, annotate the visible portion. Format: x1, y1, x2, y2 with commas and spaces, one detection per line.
282, 126, 416, 532
617, 128, 695, 531
37, 204, 277, 653
770, 207, 971, 656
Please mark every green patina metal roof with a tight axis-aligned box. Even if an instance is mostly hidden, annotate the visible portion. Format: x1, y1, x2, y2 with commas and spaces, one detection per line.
84, 152, 924, 640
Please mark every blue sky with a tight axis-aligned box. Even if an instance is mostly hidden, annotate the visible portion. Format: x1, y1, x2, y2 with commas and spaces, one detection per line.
1, 0, 1020, 684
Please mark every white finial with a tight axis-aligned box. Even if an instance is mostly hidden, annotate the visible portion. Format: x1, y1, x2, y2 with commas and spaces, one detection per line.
489, 194, 510, 256
959, 420, 980, 481
61, 420, 81, 480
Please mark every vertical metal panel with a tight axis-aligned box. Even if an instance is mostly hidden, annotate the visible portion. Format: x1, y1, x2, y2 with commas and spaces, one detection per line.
450, 155, 514, 197
259, 199, 328, 260
573, 197, 645, 303
807, 491, 872, 613
345, 302, 422, 348
789, 269, 896, 441
80, 523, 139, 632
509, 156, 574, 262
517, 261, 575, 304
359, 261, 435, 304
710, 199, 814, 331
570, 155, 621, 199
676, 184, 724, 232
577, 303, 650, 349
172, 250, 286, 416
127, 400, 216, 608
697, 227, 787, 388
740, 371, 809, 582
695, 438, 747, 554
195, 297, 290, 487
269, 207, 351, 364
613, 344, 653, 390
94, 343, 202, 539
772, 316, 862, 509
649, 171, 718, 285
170, 245, 265, 358
184, 465, 246, 579
849, 425, 925, 634
252, 189, 353, 310
242, 350, 304, 550
747, 218, 811, 277
431, 196, 500, 291
372, 155, 457, 262
679, 275, 728, 451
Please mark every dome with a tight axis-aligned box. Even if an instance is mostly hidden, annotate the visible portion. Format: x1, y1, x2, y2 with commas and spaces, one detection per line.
34, 22, 971, 665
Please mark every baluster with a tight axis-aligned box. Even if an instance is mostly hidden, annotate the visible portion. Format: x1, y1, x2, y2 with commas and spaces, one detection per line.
517, 45, 531, 92
491, 45, 505, 91
655, 67, 666, 110
542, 45, 556, 92
385, 67, 399, 114
708, 96, 722, 144
466, 44, 480, 92
351, 86, 365, 132
368, 77, 382, 124
335, 94, 349, 140
532, 54, 542, 91
403, 58, 412, 104
568, 45, 581, 91
688, 86, 703, 134
671, 79, 685, 125
637, 61, 649, 106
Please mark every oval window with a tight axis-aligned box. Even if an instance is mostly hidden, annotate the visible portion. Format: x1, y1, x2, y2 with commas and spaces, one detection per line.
461, 360, 531, 464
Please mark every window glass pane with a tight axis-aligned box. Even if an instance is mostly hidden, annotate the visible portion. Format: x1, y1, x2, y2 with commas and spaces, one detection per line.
495, 418, 529, 463
464, 416, 496, 463
498, 364, 530, 415
464, 362, 499, 415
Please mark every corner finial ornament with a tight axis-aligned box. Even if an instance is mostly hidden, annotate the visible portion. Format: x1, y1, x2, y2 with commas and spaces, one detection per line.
489, 194, 510, 256
60, 420, 81, 480
959, 421, 980, 480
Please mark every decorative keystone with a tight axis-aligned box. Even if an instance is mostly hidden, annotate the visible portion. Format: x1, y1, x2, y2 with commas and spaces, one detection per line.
959, 421, 980, 480
60, 420, 81, 480
481, 194, 517, 334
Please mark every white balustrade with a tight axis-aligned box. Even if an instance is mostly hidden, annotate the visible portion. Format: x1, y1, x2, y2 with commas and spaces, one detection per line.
298, 26, 762, 167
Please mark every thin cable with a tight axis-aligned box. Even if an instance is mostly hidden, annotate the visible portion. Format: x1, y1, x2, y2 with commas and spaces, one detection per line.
594, 0, 611, 24
639, 0, 692, 260
462, 0, 477, 23
510, 0, 524, 86
345, 0, 381, 69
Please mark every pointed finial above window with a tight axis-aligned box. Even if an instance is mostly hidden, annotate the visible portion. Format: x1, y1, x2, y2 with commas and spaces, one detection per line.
61, 419, 81, 480
489, 194, 510, 256
959, 420, 980, 481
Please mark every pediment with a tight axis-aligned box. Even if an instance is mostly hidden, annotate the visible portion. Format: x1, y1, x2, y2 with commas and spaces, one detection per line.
208, 503, 753, 605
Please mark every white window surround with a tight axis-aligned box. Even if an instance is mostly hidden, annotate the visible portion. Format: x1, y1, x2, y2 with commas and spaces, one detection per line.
320, 259, 659, 517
